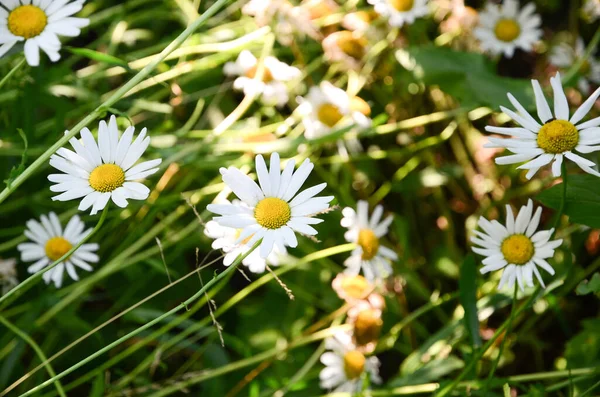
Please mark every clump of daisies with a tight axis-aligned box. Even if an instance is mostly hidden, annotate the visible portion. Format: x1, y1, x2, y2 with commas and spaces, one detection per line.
550, 37, 600, 93
0, 0, 89, 66
48, 115, 162, 215
0, 258, 18, 295
474, 0, 541, 58
204, 200, 287, 273
341, 200, 398, 281
368, 0, 430, 28
17, 212, 99, 288
319, 332, 382, 393
471, 200, 562, 291
207, 152, 333, 258
224, 50, 301, 107
485, 72, 600, 178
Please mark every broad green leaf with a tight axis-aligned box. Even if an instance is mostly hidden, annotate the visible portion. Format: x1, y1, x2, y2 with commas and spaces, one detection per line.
537, 174, 600, 229
397, 46, 534, 109
66, 47, 132, 71
576, 272, 600, 296
459, 254, 482, 348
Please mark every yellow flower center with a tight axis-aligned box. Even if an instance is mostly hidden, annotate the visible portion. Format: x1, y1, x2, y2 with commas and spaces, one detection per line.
317, 103, 343, 128
89, 164, 126, 193
390, 0, 414, 12
501, 234, 534, 265
354, 309, 383, 346
245, 65, 274, 83
494, 19, 521, 42
343, 350, 366, 379
254, 197, 291, 229
8, 5, 48, 39
358, 229, 380, 260
45, 237, 73, 261
340, 275, 371, 299
536, 120, 579, 154
336, 31, 368, 60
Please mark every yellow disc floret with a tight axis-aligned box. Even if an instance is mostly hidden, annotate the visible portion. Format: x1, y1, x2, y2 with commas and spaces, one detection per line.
354, 309, 383, 346
45, 237, 73, 261
254, 197, 291, 229
501, 234, 534, 265
8, 5, 47, 39
317, 103, 343, 128
494, 19, 521, 42
336, 31, 368, 60
343, 350, 366, 379
537, 120, 579, 154
245, 65, 274, 82
358, 229, 380, 260
341, 275, 372, 299
89, 164, 126, 193
390, 0, 414, 12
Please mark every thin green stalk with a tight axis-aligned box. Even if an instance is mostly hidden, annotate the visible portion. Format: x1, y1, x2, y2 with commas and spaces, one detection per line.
0, 207, 109, 310
483, 284, 519, 391
0, 315, 66, 397
0, 57, 26, 90
0, 0, 232, 205
551, 162, 568, 232
19, 239, 262, 397
563, 25, 600, 85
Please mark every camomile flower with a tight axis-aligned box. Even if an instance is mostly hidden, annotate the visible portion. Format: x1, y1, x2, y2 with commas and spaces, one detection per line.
207, 152, 333, 258
485, 72, 600, 179
342, 11, 380, 33
471, 200, 562, 291
322, 30, 370, 70
583, 0, 600, 23
48, 115, 162, 215
341, 200, 398, 281
224, 50, 301, 107
300, 81, 371, 140
474, 0, 541, 58
347, 304, 384, 352
17, 212, 99, 288
204, 200, 287, 273
367, 0, 430, 28
319, 332, 382, 392
0, 0, 89, 66
550, 37, 600, 93
0, 258, 18, 294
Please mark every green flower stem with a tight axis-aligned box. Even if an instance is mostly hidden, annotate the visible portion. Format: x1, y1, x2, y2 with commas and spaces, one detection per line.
0, 315, 66, 397
19, 239, 262, 397
0, 207, 109, 310
563, 25, 600, 86
551, 162, 568, 232
0, 0, 232, 206
0, 57, 26, 91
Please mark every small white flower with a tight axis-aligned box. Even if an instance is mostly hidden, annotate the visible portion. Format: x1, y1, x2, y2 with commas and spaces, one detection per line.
48, 115, 162, 215
583, 0, 600, 23
474, 0, 541, 58
319, 332, 381, 392
471, 199, 562, 291
322, 30, 370, 70
17, 212, 99, 288
485, 72, 600, 179
368, 0, 429, 28
207, 152, 333, 258
0, 258, 18, 294
0, 0, 89, 66
224, 50, 301, 107
341, 200, 398, 281
204, 200, 287, 273
300, 81, 371, 140
550, 37, 600, 93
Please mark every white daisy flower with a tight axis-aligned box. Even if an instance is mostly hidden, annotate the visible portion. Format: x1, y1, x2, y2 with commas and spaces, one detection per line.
204, 200, 287, 273
300, 81, 371, 140
484, 72, 600, 179
48, 115, 162, 215
207, 152, 333, 259
471, 199, 563, 291
367, 0, 429, 28
583, 0, 600, 23
341, 200, 398, 281
550, 37, 600, 93
17, 212, 99, 288
474, 0, 541, 58
0, 258, 18, 294
224, 50, 301, 107
322, 30, 370, 70
0, 0, 89, 67
319, 332, 382, 392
